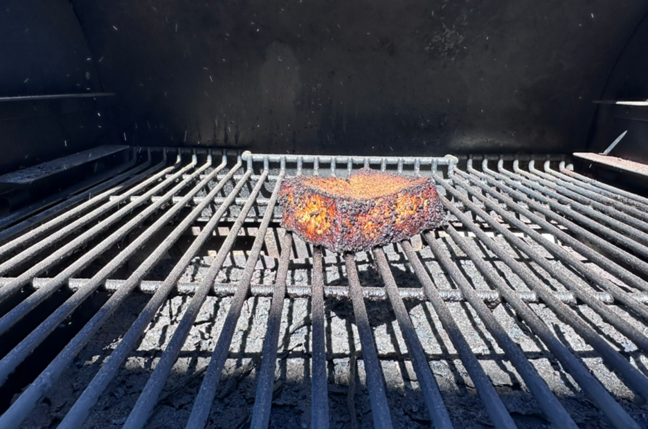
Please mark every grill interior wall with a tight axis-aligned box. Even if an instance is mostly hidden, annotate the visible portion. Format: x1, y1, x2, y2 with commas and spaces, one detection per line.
1, 150, 648, 428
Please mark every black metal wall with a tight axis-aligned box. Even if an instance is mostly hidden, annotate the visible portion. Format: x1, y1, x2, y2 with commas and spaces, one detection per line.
67, 0, 648, 156
0, 0, 109, 175
589, 10, 648, 164
2, 0, 648, 165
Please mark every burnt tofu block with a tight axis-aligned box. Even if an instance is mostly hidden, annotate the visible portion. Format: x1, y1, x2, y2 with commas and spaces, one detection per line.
278, 168, 446, 252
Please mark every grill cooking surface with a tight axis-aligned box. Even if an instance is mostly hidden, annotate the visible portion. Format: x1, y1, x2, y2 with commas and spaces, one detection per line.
1, 149, 648, 428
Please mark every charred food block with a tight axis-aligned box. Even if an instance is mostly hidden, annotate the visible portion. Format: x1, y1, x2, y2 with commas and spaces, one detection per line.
279, 168, 446, 252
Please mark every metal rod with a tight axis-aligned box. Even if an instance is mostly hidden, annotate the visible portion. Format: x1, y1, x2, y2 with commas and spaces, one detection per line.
602, 130, 628, 155
452, 170, 648, 321
0, 155, 192, 334
0, 157, 198, 335
122, 170, 271, 429
434, 229, 641, 429
0, 153, 167, 256
423, 232, 578, 429
165, 173, 282, 181
0, 157, 213, 372
0, 149, 139, 231
186, 172, 285, 428
434, 182, 648, 401
521, 161, 648, 241
497, 162, 648, 261
344, 253, 394, 429
0, 276, 629, 305
250, 232, 294, 429
58, 162, 249, 429
118, 195, 274, 206
443, 175, 648, 357
0, 154, 183, 285
400, 240, 517, 429
462, 154, 567, 162
477, 160, 648, 282
531, 161, 648, 226
0, 92, 115, 101
548, 163, 648, 211
373, 248, 454, 429
310, 246, 330, 429
0, 158, 235, 429
0, 150, 153, 245
559, 166, 648, 208
241, 151, 457, 168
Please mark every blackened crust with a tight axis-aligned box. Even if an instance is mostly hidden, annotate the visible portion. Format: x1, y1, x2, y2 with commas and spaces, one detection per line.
278, 168, 446, 252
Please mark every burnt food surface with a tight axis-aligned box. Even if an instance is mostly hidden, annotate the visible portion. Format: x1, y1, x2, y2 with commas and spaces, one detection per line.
279, 168, 446, 252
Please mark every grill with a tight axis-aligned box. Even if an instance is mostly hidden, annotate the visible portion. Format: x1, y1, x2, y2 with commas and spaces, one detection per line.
1, 148, 648, 428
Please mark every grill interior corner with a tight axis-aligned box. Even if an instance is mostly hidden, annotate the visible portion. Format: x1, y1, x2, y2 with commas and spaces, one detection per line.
5, 1, 648, 428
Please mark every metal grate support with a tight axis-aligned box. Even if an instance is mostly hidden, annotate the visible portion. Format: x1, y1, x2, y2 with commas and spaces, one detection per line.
0, 150, 648, 428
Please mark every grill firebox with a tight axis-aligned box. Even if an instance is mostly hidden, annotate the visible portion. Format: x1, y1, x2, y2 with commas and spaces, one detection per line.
1, 149, 648, 428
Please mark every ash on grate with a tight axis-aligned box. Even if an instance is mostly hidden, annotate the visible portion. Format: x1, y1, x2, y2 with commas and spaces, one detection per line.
14, 229, 648, 428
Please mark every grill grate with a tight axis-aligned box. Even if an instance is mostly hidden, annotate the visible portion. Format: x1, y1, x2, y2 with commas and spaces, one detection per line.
0, 149, 648, 428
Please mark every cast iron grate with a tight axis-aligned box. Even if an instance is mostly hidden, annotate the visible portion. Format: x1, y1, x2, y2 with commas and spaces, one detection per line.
0, 149, 647, 428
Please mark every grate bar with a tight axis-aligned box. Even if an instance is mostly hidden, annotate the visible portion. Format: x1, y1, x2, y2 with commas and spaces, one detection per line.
549, 163, 648, 211
424, 230, 579, 429
373, 248, 454, 428
477, 160, 648, 281
0, 152, 166, 255
0, 154, 188, 304
533, 161, 648, 224
310, 247, 330, 429
452, 171, 648, 321
122, 170, 270, 429
241, 151, 457, 170
57, 160, 247, 429
436, 177, 648, 402
250, 232, 294, 429
0, 148, 141, 235
1, 277, 631, 304
165, 173, 282, 182
0, 156, 234, 428
344, 253, 395, 429
514, 162, 648, 245
0, 155, 220, 389
187, 171, 285, 427
496, 161, 648, 266
559, 165, 648, 208
400, 240, 517, 429
117, 195, 274, 205
434, 228, 642, 429
0, 157, 203, 336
